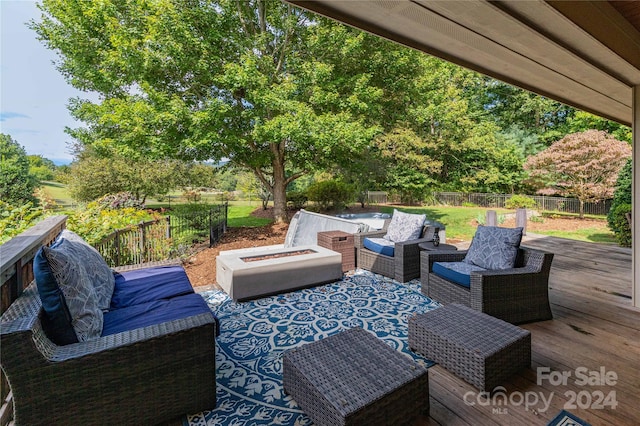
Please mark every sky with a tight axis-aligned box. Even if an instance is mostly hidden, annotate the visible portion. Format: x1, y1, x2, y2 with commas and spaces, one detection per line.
1, 1, 97, 164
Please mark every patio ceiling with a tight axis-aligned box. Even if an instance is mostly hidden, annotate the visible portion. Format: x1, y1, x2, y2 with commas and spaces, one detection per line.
285, 0, 640, 126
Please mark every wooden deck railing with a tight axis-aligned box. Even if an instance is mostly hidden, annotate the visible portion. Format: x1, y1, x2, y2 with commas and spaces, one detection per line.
0, 215, 67, 425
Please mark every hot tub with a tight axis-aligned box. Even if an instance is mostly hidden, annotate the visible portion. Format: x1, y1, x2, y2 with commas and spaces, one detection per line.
335, 212, 390, 230
336, 212, 446, 241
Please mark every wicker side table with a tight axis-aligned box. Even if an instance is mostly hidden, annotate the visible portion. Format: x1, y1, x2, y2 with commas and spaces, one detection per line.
283, 327, 429, 426
317, 230, 355, 272
409, 303, 530, 391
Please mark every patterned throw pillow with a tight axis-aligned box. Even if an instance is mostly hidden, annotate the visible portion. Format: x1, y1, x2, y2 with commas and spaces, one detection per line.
463, 225, 523, 270
36, 244, 104, 342
57, 230, 115, 310
384, 209, 426, 242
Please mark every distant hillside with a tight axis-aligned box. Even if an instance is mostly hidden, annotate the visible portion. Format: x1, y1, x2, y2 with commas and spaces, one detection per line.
50, 158, 73, 166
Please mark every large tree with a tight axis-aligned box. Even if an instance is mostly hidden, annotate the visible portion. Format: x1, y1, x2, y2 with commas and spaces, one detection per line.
32, 0, 421, 222
524, 130, 631, 218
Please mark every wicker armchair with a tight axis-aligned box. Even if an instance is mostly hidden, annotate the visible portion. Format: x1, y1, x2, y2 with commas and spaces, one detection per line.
355, 225, 439, 283
420, 247, 554, 324
0, 261, 217, 426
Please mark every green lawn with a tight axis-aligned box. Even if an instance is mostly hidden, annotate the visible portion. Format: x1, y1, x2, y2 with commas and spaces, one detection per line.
41, 181, 76, 209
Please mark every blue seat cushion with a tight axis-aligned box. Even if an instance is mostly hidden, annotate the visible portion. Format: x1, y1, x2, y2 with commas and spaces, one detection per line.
110, 266, 195, 310
363, 237, 395, 257
102, 293, 215, 336
432, 261, 487, 288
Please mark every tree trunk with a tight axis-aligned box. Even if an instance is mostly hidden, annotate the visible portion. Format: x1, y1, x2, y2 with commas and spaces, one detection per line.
579, 199, 585, 219
271, 142, 288, 223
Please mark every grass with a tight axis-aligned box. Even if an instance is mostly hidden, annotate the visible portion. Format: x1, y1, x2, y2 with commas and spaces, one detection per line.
226, 205, 272, 227
41, 181, 76, 209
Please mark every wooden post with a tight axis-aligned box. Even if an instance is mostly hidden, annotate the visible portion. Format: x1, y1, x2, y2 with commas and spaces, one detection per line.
486, 210, 497, 226
516, 208, 527, 235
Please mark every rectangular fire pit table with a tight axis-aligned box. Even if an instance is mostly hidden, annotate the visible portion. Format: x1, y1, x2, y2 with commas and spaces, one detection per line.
408, 303, 531, 391
283, 327, 429, 426
216, 245, 342, 301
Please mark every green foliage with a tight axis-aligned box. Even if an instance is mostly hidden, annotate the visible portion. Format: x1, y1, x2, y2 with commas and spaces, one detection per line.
97, 192, 144, 209
461, 202, 477, 207
607, 204, 632, 247
0, 134, 37, 204
68, 151, 186, 202
505, 195, 537, 209
31, 0, 428, 222
373, 127, 439, 204
66, 201, 159, 245
607, 158, 632, 246
28, 155, 57, 181
0, 201, 47, 245
306, 180, 353, 211
286, 191, 308, 210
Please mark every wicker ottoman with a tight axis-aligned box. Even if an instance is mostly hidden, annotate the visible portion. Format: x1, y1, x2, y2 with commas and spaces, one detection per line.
408, 304, 530, 391
283, 327, 429, 426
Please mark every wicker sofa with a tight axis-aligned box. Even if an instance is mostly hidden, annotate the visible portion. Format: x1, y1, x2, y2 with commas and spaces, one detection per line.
421, 247, 554, 324
0, 260, 218, 425
355, 225, 440, 283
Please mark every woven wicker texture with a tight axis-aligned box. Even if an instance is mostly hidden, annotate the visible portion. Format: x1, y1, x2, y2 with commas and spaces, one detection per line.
420, 247, 554, 324
283, 327, 429, 426
317, 231, 355, 272
1, 260, 217, 426
355, 226, 439, 282
409, 304, 531, 391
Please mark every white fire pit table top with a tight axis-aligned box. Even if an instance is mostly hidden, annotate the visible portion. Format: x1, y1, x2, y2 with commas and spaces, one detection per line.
216, 244, 343, 301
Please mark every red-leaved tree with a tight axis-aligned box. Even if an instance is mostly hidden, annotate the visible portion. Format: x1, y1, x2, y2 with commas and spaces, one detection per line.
524, 130, 631, 218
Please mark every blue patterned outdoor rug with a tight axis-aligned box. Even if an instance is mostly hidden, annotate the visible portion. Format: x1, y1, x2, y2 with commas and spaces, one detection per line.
185, 270, 440, 426
547, 410, 591, 426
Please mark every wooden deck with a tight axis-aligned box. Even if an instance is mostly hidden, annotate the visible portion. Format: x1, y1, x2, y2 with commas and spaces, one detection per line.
420, 235, 638, 426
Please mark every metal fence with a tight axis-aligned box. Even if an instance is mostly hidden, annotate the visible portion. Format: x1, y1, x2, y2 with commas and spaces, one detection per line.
94, 204, 228, 267
433, 192, 611, 216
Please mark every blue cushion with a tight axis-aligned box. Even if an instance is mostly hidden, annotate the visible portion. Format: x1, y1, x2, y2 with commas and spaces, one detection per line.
363, 237, 395, 257
55, 230, 115, 310
34, 244, 104, 344
464, 225, 523, 270
34, 246, 78, 345
432, 261, 487, 288
110, 266, 195, 309
102, 293, 213, 336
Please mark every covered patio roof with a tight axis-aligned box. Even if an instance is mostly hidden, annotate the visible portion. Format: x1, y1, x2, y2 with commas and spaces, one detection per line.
286, 0, 640, 307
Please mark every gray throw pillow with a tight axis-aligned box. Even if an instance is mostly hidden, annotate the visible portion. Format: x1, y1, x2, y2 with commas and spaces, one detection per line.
58, 230, 115, 310
384, 209, 426, 242
463, 225, 523, 270
42, 244, 104, 341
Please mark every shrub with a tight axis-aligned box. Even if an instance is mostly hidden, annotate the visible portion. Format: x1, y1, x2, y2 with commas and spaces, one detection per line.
306, 180, 353, 211
0, 201, 46, 245
505, 194, 537, 209
607, 158, 631, 246
286, 191, 308, 210
462, 201, 477, 207
609, 203, 632, 247
97, 192, 144, 209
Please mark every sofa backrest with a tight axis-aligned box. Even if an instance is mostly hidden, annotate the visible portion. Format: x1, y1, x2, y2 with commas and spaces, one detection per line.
284, 209, 370, 247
